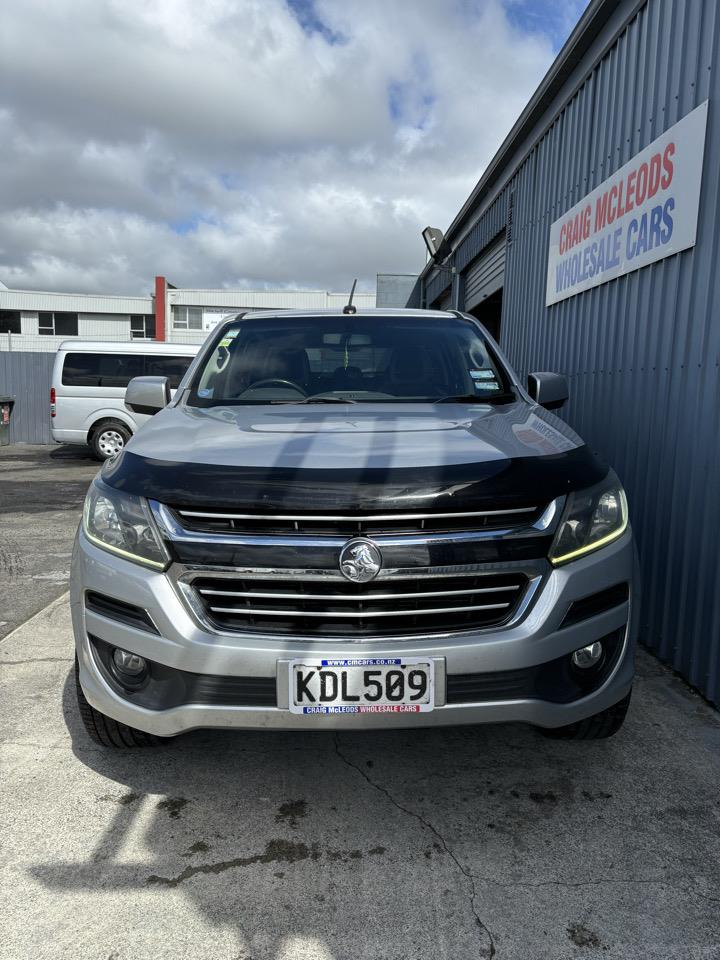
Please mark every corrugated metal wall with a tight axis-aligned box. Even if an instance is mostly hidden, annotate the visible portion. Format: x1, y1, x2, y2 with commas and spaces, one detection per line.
464, 234, 507, 310
0, 290, 152, 313
438, 0, 720, 703
0, 352, 55, 443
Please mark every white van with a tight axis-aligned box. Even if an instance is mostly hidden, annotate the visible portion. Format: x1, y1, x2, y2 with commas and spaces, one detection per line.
51, 340, 200, 459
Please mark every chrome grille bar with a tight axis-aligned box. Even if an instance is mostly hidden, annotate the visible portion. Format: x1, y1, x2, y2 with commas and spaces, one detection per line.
197, 585, 520, 601
174, 565, 544, 640
207, 602, 512, 619
177, 507, 537, 521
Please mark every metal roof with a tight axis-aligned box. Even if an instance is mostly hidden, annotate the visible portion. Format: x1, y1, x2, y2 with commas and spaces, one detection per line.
0, 288, 152, 314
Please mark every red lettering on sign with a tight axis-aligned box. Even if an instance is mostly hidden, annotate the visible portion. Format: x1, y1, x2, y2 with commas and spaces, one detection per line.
582, 204, 591, 241
661, 142, 675, 189
625, 170, 637, 212
595, 192, 609, 232
607, 184, 618, 224
648, 153, 662, 198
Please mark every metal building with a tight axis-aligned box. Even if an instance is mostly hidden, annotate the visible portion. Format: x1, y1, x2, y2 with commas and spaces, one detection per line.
413, 0, 720, 704
0, 278, 376, 352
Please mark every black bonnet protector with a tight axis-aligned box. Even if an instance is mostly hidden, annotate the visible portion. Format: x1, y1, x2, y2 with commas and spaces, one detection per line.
103, 445, 607, 514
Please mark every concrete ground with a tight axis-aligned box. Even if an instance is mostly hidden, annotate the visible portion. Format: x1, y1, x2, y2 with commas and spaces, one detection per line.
2, 445, 720, 960
0, 443, 98, 638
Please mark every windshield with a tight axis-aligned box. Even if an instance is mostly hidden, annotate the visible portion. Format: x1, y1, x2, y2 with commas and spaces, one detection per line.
187, 314, 511, 406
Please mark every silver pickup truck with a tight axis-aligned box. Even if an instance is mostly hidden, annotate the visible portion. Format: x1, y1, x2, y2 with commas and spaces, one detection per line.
70, 308, 637, 747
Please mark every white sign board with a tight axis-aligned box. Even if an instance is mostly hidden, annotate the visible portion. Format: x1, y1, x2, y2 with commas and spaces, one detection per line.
202, 309, 242, 331
546, 101, 708, 306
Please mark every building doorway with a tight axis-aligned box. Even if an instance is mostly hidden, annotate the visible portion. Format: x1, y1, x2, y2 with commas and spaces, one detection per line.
469, 287, 503, 343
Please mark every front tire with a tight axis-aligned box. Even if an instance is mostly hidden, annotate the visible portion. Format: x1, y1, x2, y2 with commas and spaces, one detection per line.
540, 689, 632, 740
90, 420, 131, 461
75, 657, 162, 748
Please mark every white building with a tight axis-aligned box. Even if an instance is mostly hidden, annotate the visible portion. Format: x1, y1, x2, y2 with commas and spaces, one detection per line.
0, 276, 377, 351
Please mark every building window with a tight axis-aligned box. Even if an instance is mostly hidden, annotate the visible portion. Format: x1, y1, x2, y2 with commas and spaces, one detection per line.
130, 314, 156, 339
38, 312, 78, 336
172, 305, 203, 330
0, 311, 21, 334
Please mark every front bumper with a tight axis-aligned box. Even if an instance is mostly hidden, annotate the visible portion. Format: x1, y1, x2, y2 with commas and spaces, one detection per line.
71, 528, 637, 734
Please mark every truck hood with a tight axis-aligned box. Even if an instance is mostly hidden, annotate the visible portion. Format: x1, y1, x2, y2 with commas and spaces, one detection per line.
104, 401, 607, 511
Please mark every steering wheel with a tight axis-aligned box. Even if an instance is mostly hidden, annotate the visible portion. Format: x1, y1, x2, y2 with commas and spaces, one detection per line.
243, 378, 307, 396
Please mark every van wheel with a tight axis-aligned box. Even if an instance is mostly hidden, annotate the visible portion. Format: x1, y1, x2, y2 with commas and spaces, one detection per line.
540, 689, 632, 740
75, 657, 162, 748
90, 420, 131, 460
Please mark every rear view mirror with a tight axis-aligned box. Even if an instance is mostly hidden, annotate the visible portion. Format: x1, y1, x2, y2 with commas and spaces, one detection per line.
527, 372, 569, 411
125, 376, 170, 416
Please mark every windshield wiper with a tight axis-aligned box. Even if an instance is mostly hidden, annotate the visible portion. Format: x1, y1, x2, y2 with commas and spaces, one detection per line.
298, 395, 358, 404
433, 392, 515, 404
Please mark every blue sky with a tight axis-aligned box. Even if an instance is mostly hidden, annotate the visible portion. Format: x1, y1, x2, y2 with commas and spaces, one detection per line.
503, 0, 590, 50
286, 0, 346, 45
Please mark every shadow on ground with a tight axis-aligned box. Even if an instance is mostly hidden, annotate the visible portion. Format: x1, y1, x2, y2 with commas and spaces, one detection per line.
33, 659, 720, 960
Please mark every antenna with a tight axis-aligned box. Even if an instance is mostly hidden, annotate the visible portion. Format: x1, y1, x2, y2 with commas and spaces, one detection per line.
343, 278, 358, 315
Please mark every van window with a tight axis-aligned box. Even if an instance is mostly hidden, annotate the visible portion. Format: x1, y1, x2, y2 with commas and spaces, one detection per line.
61, 352, 192, 388
145, 355, 193, 388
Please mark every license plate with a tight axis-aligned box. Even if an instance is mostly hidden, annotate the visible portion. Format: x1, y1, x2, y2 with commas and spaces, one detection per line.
288, 658, 434, 715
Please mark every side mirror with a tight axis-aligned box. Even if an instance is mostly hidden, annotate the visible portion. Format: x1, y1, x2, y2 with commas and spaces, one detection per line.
527, 372, 568, 411
125, 376, 170, 416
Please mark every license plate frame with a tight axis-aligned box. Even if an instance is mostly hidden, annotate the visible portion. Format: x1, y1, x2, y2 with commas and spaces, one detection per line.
288, 657, 435, 715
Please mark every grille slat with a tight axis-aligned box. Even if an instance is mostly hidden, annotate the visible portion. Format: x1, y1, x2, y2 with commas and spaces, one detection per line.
207, 602, 512, 618
198, 584, 520, 601
190, 571, 528, 637
172, 505, 541, 537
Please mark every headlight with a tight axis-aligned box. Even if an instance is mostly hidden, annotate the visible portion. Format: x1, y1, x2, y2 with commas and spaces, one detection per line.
549, 474, 628, 565
83, 479, 169, 570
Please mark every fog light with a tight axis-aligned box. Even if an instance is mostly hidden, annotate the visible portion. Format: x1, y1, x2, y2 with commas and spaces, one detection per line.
112, 647, 147, 683
571, 641, 603, 669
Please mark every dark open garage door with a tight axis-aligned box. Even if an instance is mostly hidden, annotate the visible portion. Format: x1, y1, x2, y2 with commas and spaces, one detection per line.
464, 233, 506, 341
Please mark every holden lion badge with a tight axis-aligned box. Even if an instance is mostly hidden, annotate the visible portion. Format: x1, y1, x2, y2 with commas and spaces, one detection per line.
339, 538, 382, 583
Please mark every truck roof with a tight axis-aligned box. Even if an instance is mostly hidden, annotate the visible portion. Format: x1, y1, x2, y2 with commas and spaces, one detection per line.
234, 307, 456, 320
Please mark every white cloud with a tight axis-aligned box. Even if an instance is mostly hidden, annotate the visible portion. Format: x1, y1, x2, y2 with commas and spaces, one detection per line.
0, 0, 573, 294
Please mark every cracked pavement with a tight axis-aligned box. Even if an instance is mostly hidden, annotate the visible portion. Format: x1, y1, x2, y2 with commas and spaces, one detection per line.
3, 598, 720, 960
2, 446, 720, 958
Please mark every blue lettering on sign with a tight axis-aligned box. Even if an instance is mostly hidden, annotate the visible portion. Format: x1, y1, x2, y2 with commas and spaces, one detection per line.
555, 230, 619, 293
626, 198, 675, 260
661, 197, 674, 242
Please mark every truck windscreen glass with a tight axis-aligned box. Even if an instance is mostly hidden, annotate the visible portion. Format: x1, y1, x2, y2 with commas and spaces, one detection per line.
188, 315, 512, 406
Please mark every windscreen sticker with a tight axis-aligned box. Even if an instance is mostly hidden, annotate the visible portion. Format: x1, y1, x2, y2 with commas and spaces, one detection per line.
470, 369, 496, 379
218, 337, 234, 347
197, 387, 214, 398
475, 380, 501, 391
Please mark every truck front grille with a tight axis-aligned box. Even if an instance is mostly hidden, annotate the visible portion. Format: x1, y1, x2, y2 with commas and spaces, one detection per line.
169, 505, 541, 537
189, 571, 528, 637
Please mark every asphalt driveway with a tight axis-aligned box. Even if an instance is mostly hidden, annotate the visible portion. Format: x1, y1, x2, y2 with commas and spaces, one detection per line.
1, 445, 719, 959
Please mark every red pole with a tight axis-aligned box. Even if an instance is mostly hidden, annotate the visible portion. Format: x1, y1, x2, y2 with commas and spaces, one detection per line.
154, 275, 166, 341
